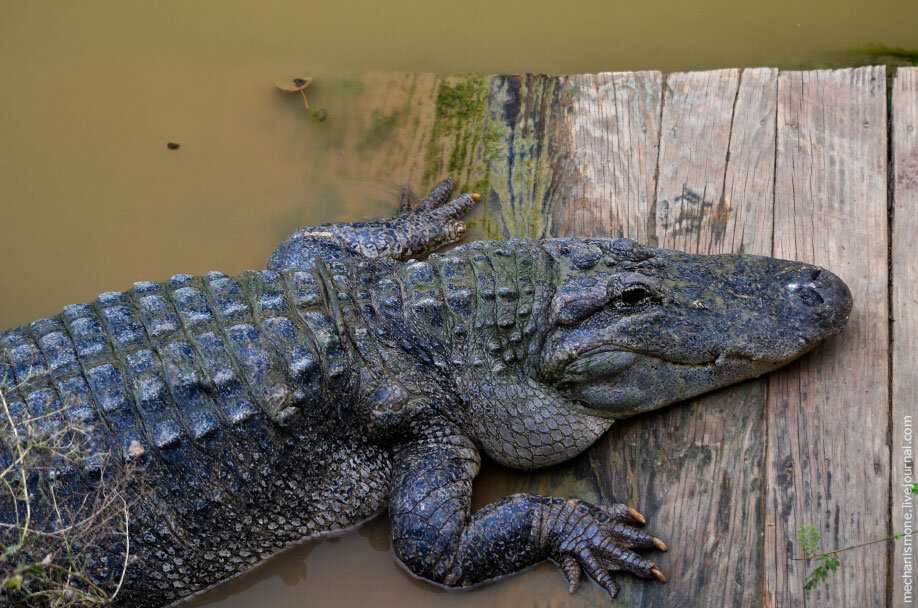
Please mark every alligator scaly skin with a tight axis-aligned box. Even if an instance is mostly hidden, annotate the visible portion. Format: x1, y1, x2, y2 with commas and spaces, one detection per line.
0, 266, 392, 605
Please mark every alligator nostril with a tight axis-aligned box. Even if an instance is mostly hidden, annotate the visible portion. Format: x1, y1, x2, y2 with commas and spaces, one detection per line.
797, 286, 824, 307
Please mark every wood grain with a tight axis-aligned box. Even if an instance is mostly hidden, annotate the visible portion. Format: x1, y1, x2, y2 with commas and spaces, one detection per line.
552, 71, 663, 241
766, 66, 889, 607
892, 67, 918, 608
589, 68, 777, 608
653, 69, 739, 252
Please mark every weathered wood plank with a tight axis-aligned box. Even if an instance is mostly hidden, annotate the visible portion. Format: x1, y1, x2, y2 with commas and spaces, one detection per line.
892, 66, 918, 608
721, 70, 779, 257
280, 72, 493, 224
323, 72, 439, 185
480, 74, 565, 239
653, 69, 739, 252
553, 71, 663, 241
766, 66, 889, 607
590, 68, 778, 608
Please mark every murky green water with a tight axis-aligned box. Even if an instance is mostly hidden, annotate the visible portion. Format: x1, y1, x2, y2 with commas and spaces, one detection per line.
1, 1, 915, 606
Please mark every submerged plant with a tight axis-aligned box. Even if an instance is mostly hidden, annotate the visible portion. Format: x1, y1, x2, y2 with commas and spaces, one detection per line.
275, 77, 313, 110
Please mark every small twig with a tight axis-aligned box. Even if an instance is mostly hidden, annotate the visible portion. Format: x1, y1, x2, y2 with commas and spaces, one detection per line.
110, 494, 130, 602
1, 388, 31, 547
1, 475, 22, 528
0, 380, 131, 605
792, 531, 918, 561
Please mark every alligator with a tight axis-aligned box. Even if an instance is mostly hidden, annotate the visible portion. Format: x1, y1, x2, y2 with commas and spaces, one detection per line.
0, 178, 852, 606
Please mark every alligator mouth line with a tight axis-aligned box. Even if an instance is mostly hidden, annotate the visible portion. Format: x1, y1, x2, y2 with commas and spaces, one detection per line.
556, 344, 792, 386
557, 345, 722, 382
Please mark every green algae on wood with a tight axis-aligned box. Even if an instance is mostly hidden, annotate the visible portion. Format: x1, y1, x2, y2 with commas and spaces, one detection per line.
483, 74, 565, 240
423, 76, 491, 195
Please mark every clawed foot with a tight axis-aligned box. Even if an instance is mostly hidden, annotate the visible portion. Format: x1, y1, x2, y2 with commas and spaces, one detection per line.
334, 177, 478, 260
270, 177, 479, 270
541, 499, 667, 600
390, 177, 479, 259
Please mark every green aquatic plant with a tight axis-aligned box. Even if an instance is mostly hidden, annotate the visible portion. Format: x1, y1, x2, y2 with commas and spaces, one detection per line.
275, 77, 329, 121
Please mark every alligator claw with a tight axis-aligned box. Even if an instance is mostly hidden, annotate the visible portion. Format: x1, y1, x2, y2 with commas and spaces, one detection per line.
387, 178, 479, 258
598, 503, 648, 526
560, 554, 582, 593
546, 499, 667, 600
627, 506, 647, 525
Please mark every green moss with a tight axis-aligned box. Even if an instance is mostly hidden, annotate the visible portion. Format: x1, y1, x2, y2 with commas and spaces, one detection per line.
423, 76, 489, 185
447, 126, 473, 173
434, 77, 488, 123
482, 120, 508, 161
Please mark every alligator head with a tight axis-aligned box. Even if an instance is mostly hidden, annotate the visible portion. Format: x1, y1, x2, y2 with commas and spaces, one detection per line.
537, 238, 852, 418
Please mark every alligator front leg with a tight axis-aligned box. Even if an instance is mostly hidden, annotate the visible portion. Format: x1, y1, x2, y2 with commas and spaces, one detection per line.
390, 421, 668, 600
268, 178, 478, 271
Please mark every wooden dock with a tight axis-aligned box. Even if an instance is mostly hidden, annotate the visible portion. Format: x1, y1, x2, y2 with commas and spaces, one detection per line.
307, 66, 917, 607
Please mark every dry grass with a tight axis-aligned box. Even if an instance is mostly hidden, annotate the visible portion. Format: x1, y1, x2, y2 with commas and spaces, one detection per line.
0, 383, 131, 607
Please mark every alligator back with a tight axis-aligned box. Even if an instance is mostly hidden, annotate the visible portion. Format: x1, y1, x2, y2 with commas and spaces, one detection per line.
0, 268, 391, 606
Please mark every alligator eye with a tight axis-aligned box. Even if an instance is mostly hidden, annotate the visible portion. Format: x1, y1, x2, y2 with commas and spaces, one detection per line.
618, 285, 654, 307
607, 274, 660, 310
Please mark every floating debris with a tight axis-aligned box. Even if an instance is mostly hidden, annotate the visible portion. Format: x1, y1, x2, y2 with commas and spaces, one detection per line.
275, 77, 328, 121
275, 77, 313, 111
166, 142, 181, 150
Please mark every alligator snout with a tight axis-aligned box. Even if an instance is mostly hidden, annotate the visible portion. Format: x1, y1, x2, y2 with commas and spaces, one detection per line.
785, 265, 853, 335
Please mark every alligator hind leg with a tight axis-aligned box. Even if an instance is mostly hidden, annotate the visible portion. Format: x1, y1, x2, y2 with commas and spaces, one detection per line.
268, 177, 479, 271
390, 420, 668, 601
